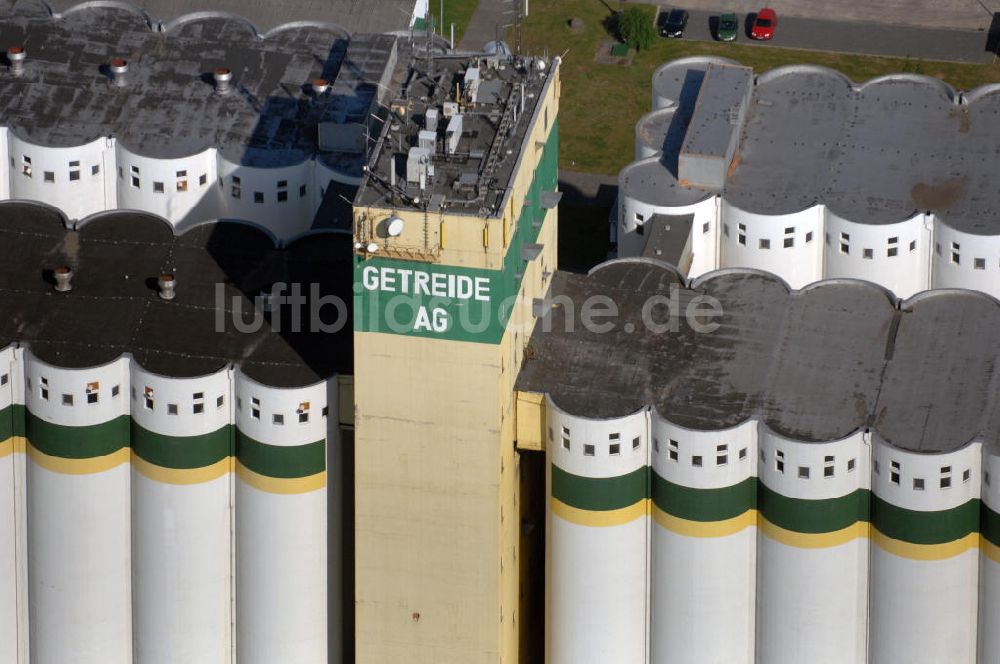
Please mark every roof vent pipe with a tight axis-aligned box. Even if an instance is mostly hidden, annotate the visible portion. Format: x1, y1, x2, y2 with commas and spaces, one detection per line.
7, 46, 25, 76
213, 67, 233, 95
110, 58, 129, 86
312, 78, 329, 95
157, 273, 176, 300
53, 266, 73, 292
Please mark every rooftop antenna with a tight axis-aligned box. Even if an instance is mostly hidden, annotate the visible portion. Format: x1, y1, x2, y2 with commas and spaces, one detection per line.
426, 10, 435, 78
513, 0, 523, 55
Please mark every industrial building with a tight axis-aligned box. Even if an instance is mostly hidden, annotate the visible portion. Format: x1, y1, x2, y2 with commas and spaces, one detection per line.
0, 1, 411, 241
35, 0, 428, 34
0, 202, 353, 663
618, 57, 1000, 299
4, 3, 1000, 662
516, 261, 1000, 664
0, 2, 562, 662
350, 39, 560, 663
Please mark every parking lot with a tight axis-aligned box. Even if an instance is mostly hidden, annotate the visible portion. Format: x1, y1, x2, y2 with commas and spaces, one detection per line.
657, 7, 997, 64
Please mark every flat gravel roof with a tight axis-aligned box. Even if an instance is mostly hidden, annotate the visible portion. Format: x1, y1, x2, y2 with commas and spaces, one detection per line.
517, 260, 1000, 452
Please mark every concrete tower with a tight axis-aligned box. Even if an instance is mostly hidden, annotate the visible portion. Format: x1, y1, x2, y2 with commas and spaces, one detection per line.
352, 53, 560, 663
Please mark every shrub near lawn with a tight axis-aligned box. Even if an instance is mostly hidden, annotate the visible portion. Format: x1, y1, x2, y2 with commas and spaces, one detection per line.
614, 6, 656, 51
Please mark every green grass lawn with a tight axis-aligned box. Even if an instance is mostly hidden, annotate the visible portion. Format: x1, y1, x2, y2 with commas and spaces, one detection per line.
520, 0, 1000, 175
427, 0, 479, 45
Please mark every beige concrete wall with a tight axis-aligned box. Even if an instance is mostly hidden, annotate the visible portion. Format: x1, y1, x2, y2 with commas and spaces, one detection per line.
354, 332, 505, 663
352, 62, 560, 664
353, 205, 556, 664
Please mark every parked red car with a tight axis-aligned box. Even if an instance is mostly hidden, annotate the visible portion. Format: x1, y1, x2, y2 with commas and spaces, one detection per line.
751, 8, 777, 40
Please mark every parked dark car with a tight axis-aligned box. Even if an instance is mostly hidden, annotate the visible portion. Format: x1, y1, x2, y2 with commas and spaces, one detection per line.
717, 12, 738, 41
658, 8, 690, 38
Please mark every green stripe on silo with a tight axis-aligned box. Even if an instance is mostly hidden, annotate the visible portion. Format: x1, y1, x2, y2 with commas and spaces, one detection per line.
550, 464, 648, 512
12, 404, 25, 438
981, 505, 1000, 548
0, 405, 11, 442
25, 410, 129, 458
651, 473, 756, 522
872, 495, 980, 545
131, 421, 231, 469
758, 483, 870, 534
235, 429, 325, 479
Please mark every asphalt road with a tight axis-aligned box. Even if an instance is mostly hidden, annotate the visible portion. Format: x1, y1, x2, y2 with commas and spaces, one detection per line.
663, 8, 996, 63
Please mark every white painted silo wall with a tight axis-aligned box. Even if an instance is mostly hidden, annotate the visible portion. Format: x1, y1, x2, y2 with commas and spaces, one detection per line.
649, 416, 756, 664
617, 181, 715, 266
129, 364, 234, 664
931, 220, 1000, 299
868, 438, 980, 664
0, 127, 10, 199
756, 428, 869, 664
115, 145, 219, 225
824, 210, 929, 299
979, 450, 1000, 664
218, 157, 315, 240
0, 345, 18, 664
719, 201, 823, 289
546, 403, 649, 664
23, 352, 132, 664
8, 135, 111, 220
234, 371, 333, 664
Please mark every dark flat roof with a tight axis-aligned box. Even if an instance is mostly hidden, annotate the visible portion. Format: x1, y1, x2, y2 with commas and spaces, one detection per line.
517, 260, 1000, 453
355, 53, 556, 217
0, 3, 404, 167
37, 0, 419, 33
628, 58, 1000, 232
0, 201, 353, 386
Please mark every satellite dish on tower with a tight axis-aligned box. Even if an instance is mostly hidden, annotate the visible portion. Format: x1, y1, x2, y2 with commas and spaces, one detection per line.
386, 216, 405, 237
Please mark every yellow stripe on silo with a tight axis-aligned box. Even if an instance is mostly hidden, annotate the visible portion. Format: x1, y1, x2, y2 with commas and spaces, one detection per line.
984, 538, 1000, 565
551, 497, 647, 527
26, 442, 129, 474
235, 461, 326, 494
131, 453, 232, 485
652, 505, 757, 538
872, 529, 980, 561
0, 436, 25, 459
758, 516, 869, 549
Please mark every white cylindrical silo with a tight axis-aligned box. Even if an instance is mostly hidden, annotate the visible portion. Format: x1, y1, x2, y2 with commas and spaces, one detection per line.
115, 145, 220, 228
755, 427, 869, 664
823, 209, 929, 299
217, 157, 315, 241
649, 415, 756, 664
868, 436, 980, 664
234, 371, 335, 664
8, 135, 110, 221
719, 199, 823, 289
0, 344, 19, 664
978, 447, 1000, 663
24, 352, 132, 663
130, 363, 233, 664
546, 400, 649, 664
930, 219, 1000, 300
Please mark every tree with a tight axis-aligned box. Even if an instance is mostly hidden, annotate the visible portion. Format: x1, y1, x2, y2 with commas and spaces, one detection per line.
615, 7, 655, 51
